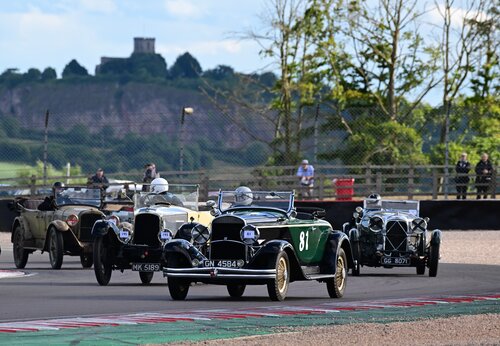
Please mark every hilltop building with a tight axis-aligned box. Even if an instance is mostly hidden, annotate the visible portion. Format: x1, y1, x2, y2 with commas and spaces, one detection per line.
95, 37, 156, 74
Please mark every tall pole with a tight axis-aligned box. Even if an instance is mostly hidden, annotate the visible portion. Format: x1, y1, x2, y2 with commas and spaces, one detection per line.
43, 109, 49, 185
179, 108, 186, 173
444, 101, 451, 199
313, 103, 319, 164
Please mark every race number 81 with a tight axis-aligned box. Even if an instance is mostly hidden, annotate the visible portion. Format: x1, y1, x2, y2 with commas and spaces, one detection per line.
299, 231, 309, 251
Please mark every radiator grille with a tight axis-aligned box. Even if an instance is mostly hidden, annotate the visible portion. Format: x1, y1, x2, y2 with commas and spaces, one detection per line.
385, 220, 408, 252
209, 240, 246, 260
79, 213, 103, 242
133, 214, 161, 247
211, 216, 244, 241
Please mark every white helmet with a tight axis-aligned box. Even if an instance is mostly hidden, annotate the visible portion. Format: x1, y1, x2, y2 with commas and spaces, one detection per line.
150, 178, 169, 194
234, 186, 252, 206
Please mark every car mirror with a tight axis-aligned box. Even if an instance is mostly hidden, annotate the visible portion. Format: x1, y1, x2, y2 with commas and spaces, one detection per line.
206, 200, 216, 208
313, 210, 326, 219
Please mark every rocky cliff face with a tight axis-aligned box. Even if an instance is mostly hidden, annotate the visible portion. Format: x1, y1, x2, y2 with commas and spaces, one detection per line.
0, 82, 269, 147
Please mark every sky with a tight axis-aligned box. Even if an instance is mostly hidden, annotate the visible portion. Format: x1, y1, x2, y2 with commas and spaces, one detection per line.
0, 0, 272, 76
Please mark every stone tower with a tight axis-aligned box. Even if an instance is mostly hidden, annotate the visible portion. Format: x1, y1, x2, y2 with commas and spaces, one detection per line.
133, 37, 155, 54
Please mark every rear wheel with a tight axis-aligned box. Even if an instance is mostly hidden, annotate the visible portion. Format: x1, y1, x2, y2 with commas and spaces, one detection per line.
168, 278, 190, 300
416, 260, 425, 275
267, 251, 290, 301
93, 236, 112, 285
13, 225, 29, 269
227, 284, 246, 298
139, 271, 154, 285
351, 242, 361, 276
80, 254, 93, 268
48, 228, 64, 269
327, 248, 347, 298
428, 243, 440, 277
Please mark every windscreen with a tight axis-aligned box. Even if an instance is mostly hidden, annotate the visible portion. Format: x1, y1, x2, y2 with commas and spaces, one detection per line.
218, 190, 294, 213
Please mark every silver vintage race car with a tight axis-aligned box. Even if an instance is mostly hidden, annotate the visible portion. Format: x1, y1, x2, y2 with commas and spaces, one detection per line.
344, 195, 441, 277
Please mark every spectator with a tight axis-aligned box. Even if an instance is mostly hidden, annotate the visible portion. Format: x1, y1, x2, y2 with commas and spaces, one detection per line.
88, 168, 109, 189
142, 163, 158, 191
38, 182, 65, 211
297, 159, 314, 198
475, 153, 493, 199
455, 152, 471, 199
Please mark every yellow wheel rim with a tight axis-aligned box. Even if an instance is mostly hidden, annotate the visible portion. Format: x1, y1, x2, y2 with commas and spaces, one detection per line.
277, 256, 288, 294
336, 255, 346, 291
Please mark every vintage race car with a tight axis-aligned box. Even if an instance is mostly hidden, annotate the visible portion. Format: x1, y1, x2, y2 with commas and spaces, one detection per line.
162, 189, 353, 301
344, 196, 442, 277
91, 183, 212, 285
11, 186, 106, 269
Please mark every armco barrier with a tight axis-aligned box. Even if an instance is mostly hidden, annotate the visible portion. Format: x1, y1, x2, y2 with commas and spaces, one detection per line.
1, 198, 499, 234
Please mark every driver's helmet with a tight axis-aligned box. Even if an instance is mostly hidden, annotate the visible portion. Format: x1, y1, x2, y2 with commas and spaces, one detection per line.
52, 182, 65, 195
234, 186, 253, 206
368, 193, 381, 201
150, 178, 169, 194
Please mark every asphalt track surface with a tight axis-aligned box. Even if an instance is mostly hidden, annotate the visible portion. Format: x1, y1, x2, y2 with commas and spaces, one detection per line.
0, 247, 499, 323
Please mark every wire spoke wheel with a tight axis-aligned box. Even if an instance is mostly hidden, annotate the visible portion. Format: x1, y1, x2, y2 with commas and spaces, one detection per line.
267, 251, 290, 301
327, 248, 347, 298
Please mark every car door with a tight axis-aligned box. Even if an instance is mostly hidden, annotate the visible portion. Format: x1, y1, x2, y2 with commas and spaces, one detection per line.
288, 220, 330, 265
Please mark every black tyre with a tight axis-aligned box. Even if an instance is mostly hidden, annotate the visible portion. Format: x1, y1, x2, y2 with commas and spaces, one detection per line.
48, 228, 64, 269
351, 242, 361, 276
428, 243, 440, 277
13, 225, 29, 269
416, 260, 425, 275
327, 248, 347, 298
93, 237, 112, 285
267, 251, 290, 301
227, 284, 246, 298
168, 278, 190, 300
139, 271, 154, 285
352, 261, 360, 276
80, 254, 93, 268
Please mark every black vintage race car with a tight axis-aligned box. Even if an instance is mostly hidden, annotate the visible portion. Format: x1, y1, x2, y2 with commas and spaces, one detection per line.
162, 189, 353, 301
343, 195, 442, 277
91, 183, 213, 285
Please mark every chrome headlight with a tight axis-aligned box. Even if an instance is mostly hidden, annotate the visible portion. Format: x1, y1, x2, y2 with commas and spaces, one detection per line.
411, 218, 427, 234
240, 224, 260, 245
191, 224, 210, 245
369, 217, 383, 232
353, 212, 359, 219
355, 206, 363, 213
158, 229, 173, 242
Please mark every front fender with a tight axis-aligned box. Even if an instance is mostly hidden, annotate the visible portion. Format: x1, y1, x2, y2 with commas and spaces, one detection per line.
92, 220, 116, 238
349, 228, 359, 242
50, 219, 70, 232
430, 229, 442, 246
163, 239, 206, 266
250, 240, 302, 279
321, 232, 353, 274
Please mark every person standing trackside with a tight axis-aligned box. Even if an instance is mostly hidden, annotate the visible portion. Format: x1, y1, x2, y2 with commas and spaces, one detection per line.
297, 159, 314, 198
88, 168, 109, 189
475, 153, 493, 199
142, 163, 158, 191
455, 152, 471, 199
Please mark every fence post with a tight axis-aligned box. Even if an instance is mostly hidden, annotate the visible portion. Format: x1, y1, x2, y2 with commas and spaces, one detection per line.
365, 165, 372, 195
30, 174, 37, 196
200, 174, 209, 201
432, 169, 438, 199
376, 171, 382, 195
318, 174, 324, 200
408, 166, 414, 199
491, 169, 497, 199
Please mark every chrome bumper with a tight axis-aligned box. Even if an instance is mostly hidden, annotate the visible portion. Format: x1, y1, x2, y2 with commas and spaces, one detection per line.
163, 267, 276, 279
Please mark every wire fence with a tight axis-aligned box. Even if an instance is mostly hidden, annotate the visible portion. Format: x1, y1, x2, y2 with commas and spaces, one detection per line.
0, 103, 498, 201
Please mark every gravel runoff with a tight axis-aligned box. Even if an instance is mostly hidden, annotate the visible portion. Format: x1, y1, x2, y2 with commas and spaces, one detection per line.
1, 231, 499, 345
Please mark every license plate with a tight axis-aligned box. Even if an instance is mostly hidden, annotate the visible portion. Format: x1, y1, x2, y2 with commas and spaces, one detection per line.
203, 260, 239, 268
131, 263, 161, 272
381, 257, 410, 265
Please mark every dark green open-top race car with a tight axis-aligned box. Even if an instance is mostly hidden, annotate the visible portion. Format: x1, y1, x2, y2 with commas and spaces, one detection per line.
163, 188, 354, 301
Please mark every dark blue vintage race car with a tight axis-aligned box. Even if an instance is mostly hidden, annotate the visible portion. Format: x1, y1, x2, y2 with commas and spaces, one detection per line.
162, 188, 353, 301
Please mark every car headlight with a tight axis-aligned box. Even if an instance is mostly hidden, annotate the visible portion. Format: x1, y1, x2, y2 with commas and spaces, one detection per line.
353, 212, 359, 219
108, 215, 120, 226
355, 206, 363, 213
240, 224, 260, 245
158, 229, 173, 242
412, 218, 427, 234
369, 216, 383, 232
191, 224, 210, 245
66, 214, 79, 227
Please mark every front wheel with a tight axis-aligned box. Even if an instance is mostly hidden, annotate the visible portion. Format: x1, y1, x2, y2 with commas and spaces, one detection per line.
327, 248, 347, 298
93, 237, 112, 285
428, 243, 440, 277
227, 284, 246, 298
416, 260, 425, 275
80, 254, 93, 268
48, 228, 64, 269
168, 278, 190, 300
139, 272, 154, 285
267, 251, 290, 301
13, 225, 29, 269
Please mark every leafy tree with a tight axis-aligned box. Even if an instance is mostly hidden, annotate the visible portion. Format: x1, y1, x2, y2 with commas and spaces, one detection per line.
203, 65, 235, 80
62, 59, 89, 78
24, 68, 41, 82
41, 67, 57, 81
169, 52, 202, 78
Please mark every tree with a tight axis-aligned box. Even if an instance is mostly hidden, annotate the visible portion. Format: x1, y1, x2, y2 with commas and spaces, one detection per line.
62, 59, 89, 78
169, 52, 202, 78
41, 67, 57, 81
24, 68, 41, 82
203, 65, 235, 80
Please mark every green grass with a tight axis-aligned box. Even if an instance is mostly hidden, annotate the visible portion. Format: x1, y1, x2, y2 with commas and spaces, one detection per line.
0, 162, 36, 180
